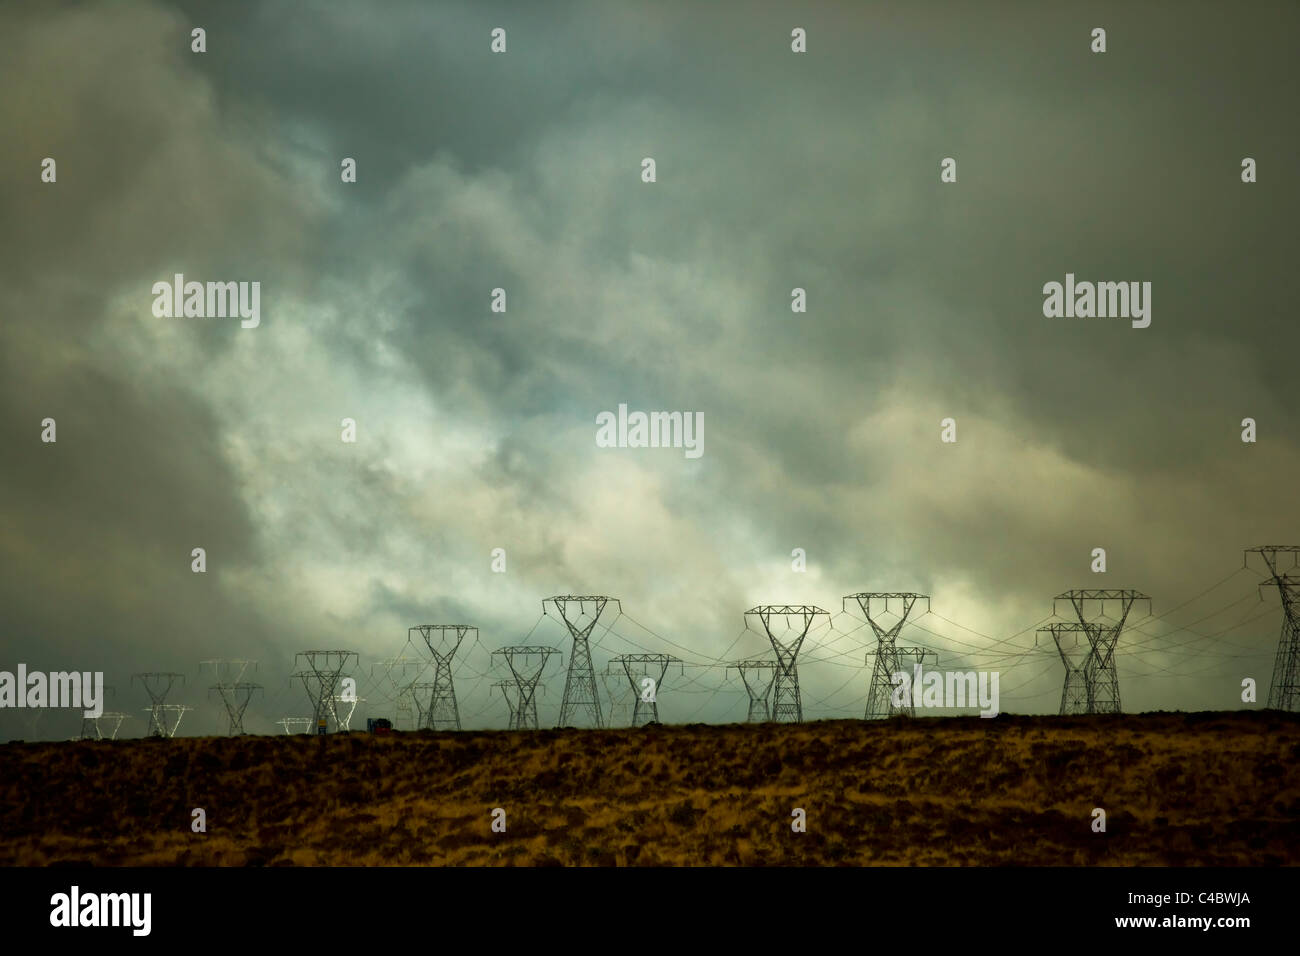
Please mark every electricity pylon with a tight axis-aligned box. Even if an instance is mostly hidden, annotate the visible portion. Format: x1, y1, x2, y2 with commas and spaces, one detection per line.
844, 593, 930, 719
1054, 589, 1151, 714
869, 645, 938, 716
493, 645, 560, 730
728, 659, 778, 722
410, 683, 436, 729
1040, 623, 1097, 715
411, 625, 473, 731
331, 693, 363, 731
294, 651, 357, 733
744, 605, 829, 722
546, 596, 620, 728
492, 681, 518, 727
142, 704, 190, 738
77, 685, 116, 740
606, 654, 684, 726
277, 717, 313, 735
372, 655, 427, 730
601, 671, 631, 725
132, 672, 186, 738
93, 712, 130, 740
201, 660, 262, 735
1246, 546, 1300, 711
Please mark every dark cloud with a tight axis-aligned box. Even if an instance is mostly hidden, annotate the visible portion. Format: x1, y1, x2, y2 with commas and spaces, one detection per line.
3, 0, 1297, 738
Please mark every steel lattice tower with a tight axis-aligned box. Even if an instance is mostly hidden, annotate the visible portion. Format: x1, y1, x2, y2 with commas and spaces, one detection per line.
201, 660, 262, 735
410, 682, 437, 729
1246, 546, 1300, 711
1054, 589, 1150, 714
546, 596, 620, 728
277, 717, 313, 735
78, 709, 127, 742
727, 659, 778, 722
601, 671, 630, 725
493, 646, 559, 730
1040, 623, 1096, 715
744, 605, 828, 722
872, 645, 938, 716
372, 655, 427, 730
492, 680, 517, 726
77, 685, 116, 740
411, 625, 473, 731
132, 672, 186, 738
330, 693, 363, 731
844, 593, 930, 719
141, 703, 190, 738
606, 654, 683, 726
293, 650, 357, 733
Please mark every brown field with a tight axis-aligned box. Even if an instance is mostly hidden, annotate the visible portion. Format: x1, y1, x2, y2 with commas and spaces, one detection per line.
1, 711, 1297, 866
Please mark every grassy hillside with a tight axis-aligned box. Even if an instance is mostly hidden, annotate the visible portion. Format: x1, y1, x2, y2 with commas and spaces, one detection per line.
1, 712, 1296, 865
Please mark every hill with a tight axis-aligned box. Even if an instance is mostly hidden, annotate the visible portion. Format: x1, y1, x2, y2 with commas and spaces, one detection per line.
1, 711, 1296, 865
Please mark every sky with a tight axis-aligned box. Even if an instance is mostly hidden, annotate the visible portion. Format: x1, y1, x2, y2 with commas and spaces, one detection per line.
2, 0, 1298, 740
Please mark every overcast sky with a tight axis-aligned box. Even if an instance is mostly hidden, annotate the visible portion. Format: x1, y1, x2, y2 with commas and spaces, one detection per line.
3, 0, 1298, 740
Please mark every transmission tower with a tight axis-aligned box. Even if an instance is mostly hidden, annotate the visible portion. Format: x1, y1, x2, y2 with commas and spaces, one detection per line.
492, 681, 519, 727
372, 655, 427, 730
1054, 589, 1151, 714
728, 659, 778, 722
601, 671, 631, 725
96, 712, 130, 740
411, 625, 473, 731
1246, 546, 1300, 711
330, 693, 364, 731
142, 704, 190, 738
843, 593, 930, 719
493, 645, 560, 730
868, 645, 938, 716
294, 651, 357, 733
545, 596, 621, 728
410, 682, 437, 729
1040, 623, 1097, 715
744, 605, 829, 722
201, 660, 263, 735
277, 717, 313, 735
606, 654, 683, 726
78, 711, 128, 742
76, 685, 116, 740
132, 672, 186, 738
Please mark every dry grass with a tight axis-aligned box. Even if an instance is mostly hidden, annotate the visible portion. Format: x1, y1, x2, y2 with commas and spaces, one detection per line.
1, 711, 1297, 865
